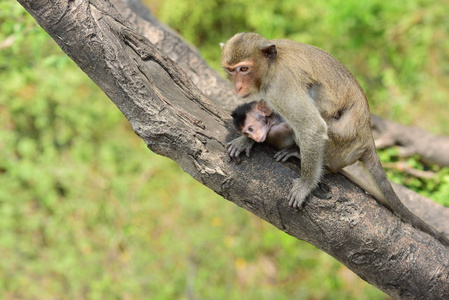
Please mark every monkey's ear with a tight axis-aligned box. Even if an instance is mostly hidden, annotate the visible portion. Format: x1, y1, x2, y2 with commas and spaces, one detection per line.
260, 43, 277, 60
220, 43, 225, 50
256, 100, 272, 116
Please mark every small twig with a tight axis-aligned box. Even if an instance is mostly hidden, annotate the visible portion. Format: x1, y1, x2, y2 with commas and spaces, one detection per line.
383, 161, 436, 179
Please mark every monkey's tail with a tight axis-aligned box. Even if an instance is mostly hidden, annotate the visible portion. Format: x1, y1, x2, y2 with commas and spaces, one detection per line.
358, 148, 449, 247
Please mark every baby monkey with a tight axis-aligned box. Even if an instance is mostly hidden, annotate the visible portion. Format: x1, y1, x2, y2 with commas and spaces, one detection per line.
230, 100, 378, 199
231, 100, 333, 199
230, 100, 299, 162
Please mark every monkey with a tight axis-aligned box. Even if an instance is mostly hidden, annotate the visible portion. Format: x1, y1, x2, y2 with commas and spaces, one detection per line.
230, 100, 299, 161
221, 32, 449, 246
231, 99, 386, 199
231, 99, 334, 199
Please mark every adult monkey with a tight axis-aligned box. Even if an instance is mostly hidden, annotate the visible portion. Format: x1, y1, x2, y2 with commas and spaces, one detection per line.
221, 32, 449, 246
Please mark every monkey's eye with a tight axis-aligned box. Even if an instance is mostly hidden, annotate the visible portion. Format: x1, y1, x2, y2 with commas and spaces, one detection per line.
238, 66, 249, 73
247, 126, 254, 133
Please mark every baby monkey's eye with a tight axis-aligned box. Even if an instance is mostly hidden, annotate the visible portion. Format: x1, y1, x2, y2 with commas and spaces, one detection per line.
248, 126, 254, 132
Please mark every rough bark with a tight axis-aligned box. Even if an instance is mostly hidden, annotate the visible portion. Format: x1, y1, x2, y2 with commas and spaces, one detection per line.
17, 0, 449, 298
119, 0, 449, 236
372, 114, 449, 168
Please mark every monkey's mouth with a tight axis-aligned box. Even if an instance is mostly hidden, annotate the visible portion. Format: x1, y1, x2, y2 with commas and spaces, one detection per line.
255, 133, 267, 143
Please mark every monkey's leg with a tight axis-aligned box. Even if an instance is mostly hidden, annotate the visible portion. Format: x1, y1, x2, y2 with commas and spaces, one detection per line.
275, 148, 331, 199
339, 162, 384, 201
274, 147, 331, 199
274, 147, 300, 162
272, 101, 327, 208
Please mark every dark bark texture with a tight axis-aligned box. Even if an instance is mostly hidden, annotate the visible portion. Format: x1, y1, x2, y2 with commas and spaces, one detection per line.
17, 0, 449, 298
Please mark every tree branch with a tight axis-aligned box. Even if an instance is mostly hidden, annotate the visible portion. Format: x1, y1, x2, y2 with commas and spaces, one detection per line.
18, 0, 449, 298
372, 114, 449, 167
118, 0, 449, 235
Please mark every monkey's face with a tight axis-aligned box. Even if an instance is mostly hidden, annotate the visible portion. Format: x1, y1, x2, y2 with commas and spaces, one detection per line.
223, 61, 262, 98
242, 113, 269, 143
221, 33, 272, 99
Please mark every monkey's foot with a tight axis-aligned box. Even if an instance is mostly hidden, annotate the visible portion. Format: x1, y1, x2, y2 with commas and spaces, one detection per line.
226, 136, 255, 163
311, 182, 332, 199
274, 147, 300, 162
288, 179, 313, 209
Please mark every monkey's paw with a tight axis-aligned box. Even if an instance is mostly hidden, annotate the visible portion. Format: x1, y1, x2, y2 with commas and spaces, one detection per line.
274, 147, 300, 162
288, 179, 313, 209
311, 182, 332, 200
226, 135, 255, 163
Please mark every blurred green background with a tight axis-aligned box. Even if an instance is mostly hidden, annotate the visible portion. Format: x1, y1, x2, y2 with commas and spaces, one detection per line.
1, 0, 448, 298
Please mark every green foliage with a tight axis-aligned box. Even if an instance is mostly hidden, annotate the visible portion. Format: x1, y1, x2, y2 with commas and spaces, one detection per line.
379, 148, 449, 206
159, 0, 449, 206
2, 0, 448, 298
159, 0, 449, 134
1, 1, 385, 299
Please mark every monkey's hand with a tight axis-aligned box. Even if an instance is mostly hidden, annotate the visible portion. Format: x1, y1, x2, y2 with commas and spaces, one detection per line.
274, 147, 300, 162
288, 179, 314, 209
226, 135, 255, 163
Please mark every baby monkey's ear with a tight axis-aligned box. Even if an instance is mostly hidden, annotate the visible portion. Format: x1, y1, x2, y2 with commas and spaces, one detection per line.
256, 100, 272, 116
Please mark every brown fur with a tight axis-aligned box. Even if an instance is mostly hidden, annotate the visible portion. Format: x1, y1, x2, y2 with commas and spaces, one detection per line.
232, 104, 386, 207
222, 32, 449, 246
232, 100, 296, 149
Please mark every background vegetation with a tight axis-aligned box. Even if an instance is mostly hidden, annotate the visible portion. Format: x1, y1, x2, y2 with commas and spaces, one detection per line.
1, 0, 448, 298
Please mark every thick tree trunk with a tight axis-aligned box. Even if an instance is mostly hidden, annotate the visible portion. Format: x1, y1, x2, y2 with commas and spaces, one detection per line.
17, 0, 449, 298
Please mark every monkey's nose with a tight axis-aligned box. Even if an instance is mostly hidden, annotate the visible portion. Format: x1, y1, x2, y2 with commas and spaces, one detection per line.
234, 82, 244, 93
255, 136, 264, 143
235, 86, 243, 94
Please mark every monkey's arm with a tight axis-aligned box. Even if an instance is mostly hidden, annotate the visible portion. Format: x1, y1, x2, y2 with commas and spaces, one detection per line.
273, 92, 328, 209
288, 132, 327, 209
226, 135, 255, 162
